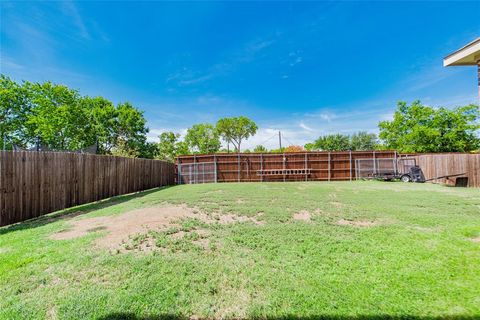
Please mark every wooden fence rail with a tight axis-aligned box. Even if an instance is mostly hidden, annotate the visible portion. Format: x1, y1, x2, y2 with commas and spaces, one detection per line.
177, 151, 397, 183
0, 151, 175, 227
410, 153, 480, 188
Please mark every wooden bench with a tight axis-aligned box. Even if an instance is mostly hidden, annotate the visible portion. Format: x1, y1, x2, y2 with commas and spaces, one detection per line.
256, 169, 312, 176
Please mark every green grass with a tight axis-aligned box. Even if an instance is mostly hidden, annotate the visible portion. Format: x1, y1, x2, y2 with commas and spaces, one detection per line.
1, 181, 479, 319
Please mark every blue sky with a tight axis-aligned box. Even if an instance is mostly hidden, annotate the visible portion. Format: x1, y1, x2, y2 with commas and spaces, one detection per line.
1, 1, 479, 149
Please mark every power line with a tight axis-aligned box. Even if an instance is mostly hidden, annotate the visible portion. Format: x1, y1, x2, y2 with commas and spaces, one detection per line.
257, 132, 278, 147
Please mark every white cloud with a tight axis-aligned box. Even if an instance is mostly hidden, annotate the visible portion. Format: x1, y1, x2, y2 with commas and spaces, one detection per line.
61, 1, 90, 40
299, 122, 314, 132
312, 110, 337, 122
290, 56, 303, 67
165, 36, 276, 87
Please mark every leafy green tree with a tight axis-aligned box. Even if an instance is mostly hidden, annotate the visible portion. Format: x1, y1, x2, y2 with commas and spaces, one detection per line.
253, 145, 267, 152
0, 76, 151, 157
184, 123, 221, 154
138, 142, 159, 159
216, 116, 257, 152
379, 101, 480, 152
25, 81, 87, 150
304, 142, 315, 151
350, 131, 378, 151
81, 96, 118, 153
0, 75, 31, 149
313, 134, 351, 151
114, 102, 149, 156
156, 131, 190, 162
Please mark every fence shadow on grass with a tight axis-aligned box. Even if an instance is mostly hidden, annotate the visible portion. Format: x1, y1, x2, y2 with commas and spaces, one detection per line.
97, 313, 480, 320
0, 186, 173, 236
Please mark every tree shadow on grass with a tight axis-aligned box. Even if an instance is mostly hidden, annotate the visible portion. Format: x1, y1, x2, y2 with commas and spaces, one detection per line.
0, 186, 173, 236
97, 313, 480, 320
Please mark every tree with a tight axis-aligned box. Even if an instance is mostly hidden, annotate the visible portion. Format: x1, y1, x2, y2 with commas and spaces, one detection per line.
184, 123, 221, 154
304, 142, 315, 151
253, 145, 268, 152
0, 76, 151, 157
350, 131, 378, 151
156, 131, 190, 162
284, 145, 304, 152
313, 134, 351, 151
0, 75, 31, 149
81, 96, 118, 153
25, 81, 87, 150
109, 102, 149, 157
216, 116, 258, 152
379, 101, 480, 153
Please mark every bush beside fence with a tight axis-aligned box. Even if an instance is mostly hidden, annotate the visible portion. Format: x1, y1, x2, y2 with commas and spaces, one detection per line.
0, 151, 175, 227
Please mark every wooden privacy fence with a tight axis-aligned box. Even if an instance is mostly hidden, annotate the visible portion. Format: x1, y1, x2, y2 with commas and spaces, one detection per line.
409, 153, 480, 188
177, 151, 397, 183
0, 151, 175, 227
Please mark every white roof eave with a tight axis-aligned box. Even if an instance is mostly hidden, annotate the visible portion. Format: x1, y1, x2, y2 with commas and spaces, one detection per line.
443, 38, 480, 67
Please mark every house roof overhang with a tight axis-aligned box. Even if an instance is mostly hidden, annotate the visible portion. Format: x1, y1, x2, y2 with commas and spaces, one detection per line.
443, 37, 480, 66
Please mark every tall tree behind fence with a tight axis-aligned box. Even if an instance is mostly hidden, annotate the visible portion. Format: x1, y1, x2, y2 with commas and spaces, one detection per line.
0, 151, 175, 227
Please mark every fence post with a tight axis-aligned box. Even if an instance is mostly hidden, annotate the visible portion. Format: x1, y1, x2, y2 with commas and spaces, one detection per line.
194, 155, 197, 184
237, 153, 240, 182
394, 151, 398, 176
328, 152, 331, 182
214, 154, 217, 183
260, 153, 263, 182
355, 159, 358, 180
305, 152, 308, 181
373, 151, 377, 176
349, 151, 352, 181
177, 163, 182, 185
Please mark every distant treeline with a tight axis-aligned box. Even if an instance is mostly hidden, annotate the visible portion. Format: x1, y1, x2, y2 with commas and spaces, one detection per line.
2, 75, 478, 161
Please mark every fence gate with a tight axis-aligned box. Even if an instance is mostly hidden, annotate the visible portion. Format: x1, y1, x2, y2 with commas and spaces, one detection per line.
355, 157, 417, 180
177, 162, 217, 184
355, 158, 397, 179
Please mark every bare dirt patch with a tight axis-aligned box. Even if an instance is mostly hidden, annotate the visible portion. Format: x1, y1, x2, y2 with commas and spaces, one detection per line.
50, 204, 262, 251
330, 201, 344, 208
193, 238, 210, 250
470, 237, 480, 243
0, 247, 10, 254
293, 210, 311, 222
337, 219, 378, 228
410, 225, 440, 233
215, 213, 263, 225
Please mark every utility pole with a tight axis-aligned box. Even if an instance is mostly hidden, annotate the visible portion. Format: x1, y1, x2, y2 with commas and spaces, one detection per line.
278, 131, 282, 152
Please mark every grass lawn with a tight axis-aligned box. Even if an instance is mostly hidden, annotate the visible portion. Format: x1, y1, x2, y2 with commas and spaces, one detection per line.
1, 181, 479, 319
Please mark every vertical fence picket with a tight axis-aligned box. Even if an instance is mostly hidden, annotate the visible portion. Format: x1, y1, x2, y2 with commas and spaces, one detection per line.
0, 151, 175, 227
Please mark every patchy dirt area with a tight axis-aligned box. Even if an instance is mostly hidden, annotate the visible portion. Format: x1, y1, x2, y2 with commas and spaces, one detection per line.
50, 204, 263, 251
293, 210, 311, 222
0, 247, 10, 254
409, 225, 440, 233
469, 236, 480, 243
337, 219, 378, 227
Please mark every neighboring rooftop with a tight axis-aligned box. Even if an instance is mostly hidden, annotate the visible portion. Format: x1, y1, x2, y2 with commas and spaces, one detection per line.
443, 37, 480, 66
